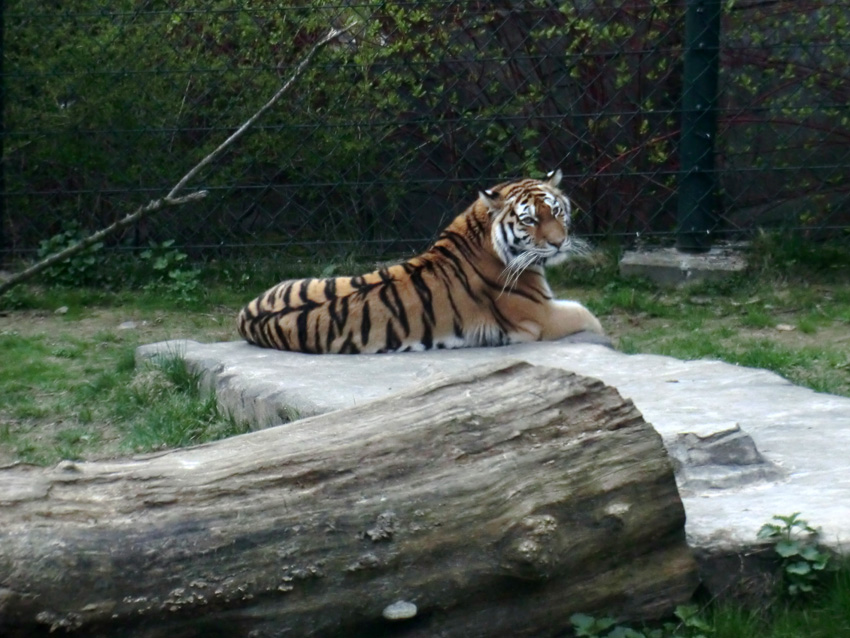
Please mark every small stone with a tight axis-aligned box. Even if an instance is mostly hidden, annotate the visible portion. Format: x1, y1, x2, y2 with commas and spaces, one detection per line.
775, 324, 796, 332
55, 306, 69, 315
119, 321, 138, 330
382, 600, 417, 621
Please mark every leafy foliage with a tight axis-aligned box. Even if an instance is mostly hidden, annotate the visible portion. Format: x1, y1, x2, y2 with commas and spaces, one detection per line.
569, 604, 713, 638
11, 1, 847, 258
37, 224, 106, 287
758, 512, 832, 597
139, 240, 201, 302
719, 2, 850, 234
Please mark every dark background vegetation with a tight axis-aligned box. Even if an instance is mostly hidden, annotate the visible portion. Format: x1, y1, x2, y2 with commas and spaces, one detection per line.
2, 1, 849, 261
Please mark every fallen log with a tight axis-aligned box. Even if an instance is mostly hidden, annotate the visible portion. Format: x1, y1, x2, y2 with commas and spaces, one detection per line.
0, 361, 697, 637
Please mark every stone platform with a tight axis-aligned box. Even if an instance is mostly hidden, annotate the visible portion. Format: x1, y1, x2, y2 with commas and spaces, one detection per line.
619, 245, 747, 285
137, 337, 850, 562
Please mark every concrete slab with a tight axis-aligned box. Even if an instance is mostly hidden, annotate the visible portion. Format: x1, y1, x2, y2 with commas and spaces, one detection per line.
619, 245, 747, 285
137, 337, 850, 557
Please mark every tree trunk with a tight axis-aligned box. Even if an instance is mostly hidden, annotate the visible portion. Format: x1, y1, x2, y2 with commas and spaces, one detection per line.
0, 361, 697, 637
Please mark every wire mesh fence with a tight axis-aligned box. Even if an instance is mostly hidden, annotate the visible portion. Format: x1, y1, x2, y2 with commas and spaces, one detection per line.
2, 1, 849, 263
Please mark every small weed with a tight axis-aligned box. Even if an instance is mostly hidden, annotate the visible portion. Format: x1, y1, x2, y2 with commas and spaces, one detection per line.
50, 344, 85, 359
591, 281, 674, 318
569, 604, 713, 638
570, 613, 619, 637
139, 240, 202, 303
54, 427, 100, 461
796, 317, 818, 334
0, 285, 40, 310
740, 308, 775, 329
758, 512, 831, 597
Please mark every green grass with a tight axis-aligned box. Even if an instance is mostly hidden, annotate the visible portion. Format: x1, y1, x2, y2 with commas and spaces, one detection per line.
0, 314, 250, 465
560, 242, 850, 398
705, 563, 850, 638
116, 355, 250, 450
568, 561, 850, 638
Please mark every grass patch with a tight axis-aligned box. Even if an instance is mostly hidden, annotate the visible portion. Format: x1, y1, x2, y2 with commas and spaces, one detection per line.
117, 356, 250, 451
558, 249, 850, 398
748, 231, 850, 279
706, 561, 850, 638
741, 308, 776, 329
569, 559, 850, 638
0, 315, 249, 464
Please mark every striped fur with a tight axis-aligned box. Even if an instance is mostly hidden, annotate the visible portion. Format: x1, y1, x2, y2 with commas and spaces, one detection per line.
237, 170, 603, 354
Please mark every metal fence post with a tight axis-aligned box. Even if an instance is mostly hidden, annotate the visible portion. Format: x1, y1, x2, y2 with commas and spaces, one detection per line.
677, 0, 721, 253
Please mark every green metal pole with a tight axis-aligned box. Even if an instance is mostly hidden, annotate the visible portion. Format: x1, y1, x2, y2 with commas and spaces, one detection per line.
677, 0, 721, 253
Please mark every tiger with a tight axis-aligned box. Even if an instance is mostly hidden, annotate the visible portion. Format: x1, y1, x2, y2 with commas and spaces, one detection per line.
237, 169, 604, 354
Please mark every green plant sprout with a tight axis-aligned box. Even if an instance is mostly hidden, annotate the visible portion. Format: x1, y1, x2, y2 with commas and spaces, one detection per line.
757, 512, 831, 596
569, 604, 713, 638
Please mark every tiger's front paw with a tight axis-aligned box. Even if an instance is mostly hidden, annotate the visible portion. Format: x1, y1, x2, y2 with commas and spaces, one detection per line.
583, 308, 604, 335
547, 300, 605, 339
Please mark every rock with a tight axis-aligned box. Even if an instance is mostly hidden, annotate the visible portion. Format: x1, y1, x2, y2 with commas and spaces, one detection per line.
383, 600, 417, 621
135, 338, 850, 563
666, 424, 784, 491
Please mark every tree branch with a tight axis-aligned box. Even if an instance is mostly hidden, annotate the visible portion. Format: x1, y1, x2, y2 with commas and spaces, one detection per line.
0, 23, 356, 298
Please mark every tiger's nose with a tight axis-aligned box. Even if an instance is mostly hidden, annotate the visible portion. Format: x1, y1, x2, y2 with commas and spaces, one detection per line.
545, 230, 567, 249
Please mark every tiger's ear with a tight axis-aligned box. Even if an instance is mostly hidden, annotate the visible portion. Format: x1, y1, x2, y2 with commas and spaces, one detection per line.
478, 189, 501, 215
546, 168, 563, 187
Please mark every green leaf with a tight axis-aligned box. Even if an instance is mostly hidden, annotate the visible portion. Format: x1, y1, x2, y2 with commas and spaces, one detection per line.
774, 512, 802, 527
570, 613, 597, 632
799, 545, 824, 561
757, 524, 781, 539
595, 617, 617, 632
775, 539, 800, 557
786, 561, 812, 575
674, 604, 699, 622
813, 556, 830, 570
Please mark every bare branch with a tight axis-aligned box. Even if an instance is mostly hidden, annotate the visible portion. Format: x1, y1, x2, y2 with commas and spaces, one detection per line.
0, 193, 207, 297
166, 25, 356, 201
0, 23, 357, 299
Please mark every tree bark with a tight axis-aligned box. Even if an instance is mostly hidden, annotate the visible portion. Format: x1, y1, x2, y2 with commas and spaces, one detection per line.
0, 361, 697, 637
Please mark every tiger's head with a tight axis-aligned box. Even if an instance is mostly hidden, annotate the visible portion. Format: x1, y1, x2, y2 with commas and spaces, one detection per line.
480, 169, 577, 278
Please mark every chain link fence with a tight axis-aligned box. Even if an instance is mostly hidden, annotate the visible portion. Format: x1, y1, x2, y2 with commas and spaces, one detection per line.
2, 1, 849, 263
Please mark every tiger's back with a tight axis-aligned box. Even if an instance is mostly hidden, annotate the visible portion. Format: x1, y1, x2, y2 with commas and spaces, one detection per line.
237, 171, 603, 354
